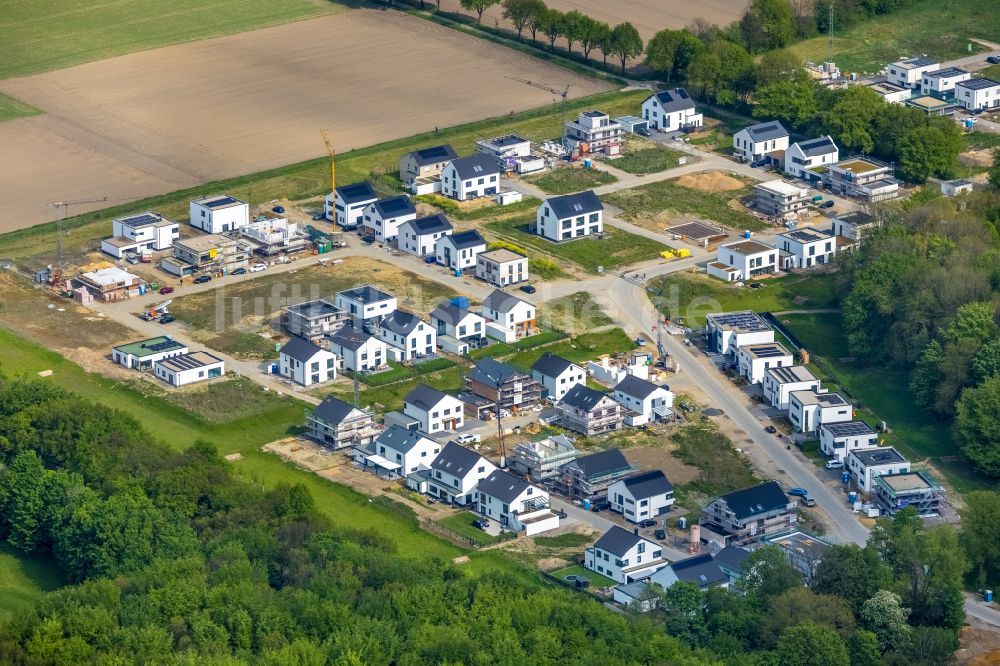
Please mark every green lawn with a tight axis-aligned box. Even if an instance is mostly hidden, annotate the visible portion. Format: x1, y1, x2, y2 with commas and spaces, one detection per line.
0, 93, 40, 122
0, 544, 64, 623
613, 145, 689, 176
534, 533, 594, 548
526, 167, 618, 194
506, 328, 636, 372
602, 177, 767, 232
486, 217, 670, 273
788, 0, 999, 73
965, 132, 1000, 150
0, 0, 340, 79
330, 365, 468, 414
550, 564, 617, 589
437, 512, 502, 546
538, 292, 613, 335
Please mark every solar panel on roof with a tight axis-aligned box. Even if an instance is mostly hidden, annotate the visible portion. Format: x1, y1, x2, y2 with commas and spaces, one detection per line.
123, 213, 159, 226
205, 196, 239, 208
148, 340, 179, 352
824, 422, 873, 437
420, 146, 449, 158
751, 345, 787, 358
711, 311, 771, 332
677, 89, 689, 99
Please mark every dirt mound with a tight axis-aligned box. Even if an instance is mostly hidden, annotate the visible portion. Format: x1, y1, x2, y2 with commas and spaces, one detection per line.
675, 171, 744, 192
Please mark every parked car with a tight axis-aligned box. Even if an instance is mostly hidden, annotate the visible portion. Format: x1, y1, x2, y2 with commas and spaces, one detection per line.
125, 254, 140, 265
801, 497, 816, 507
655, 528, 667, 540
554, 508, 568, 519
519, 284, 536, 294
455, 433, 480, 444
249, 263, 268, 273
750, 158, 769, 168
787, 487, 808, 497
158, 286, 174, 295
424, 255, 437, 264
473, 518, 490, 530
825, 459, 844, 469
231, 267, 247, 275
272, 205, 285, 214
765, 425, 777, 434
193, 275, 211, 284
820, 200, 835, 209
636, 127, 651, 137
988, 55, 1000, 64
638, 519, 657, 528
590, 499, 610, 512
159, 314, 176, 324
312, 213, 325, 221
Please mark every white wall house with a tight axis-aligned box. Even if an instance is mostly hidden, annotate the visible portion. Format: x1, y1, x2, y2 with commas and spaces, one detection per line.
585, 526, 666, 584
430, 302, 486, 346
954, 78, 1000, 112
612, 374, 673, 425
820, 421, 879, 462
763, 365, 820, 409
153, 351, 224, 387
441, 155, 501, 201
847, 447, 910, 494
328, 181, 377, 227
788, 389, 851, 433
279, 336, 337, 387
356, 425, 441, 476
427, 441, 496, 505
886, 57, 939, 89
436, 230, 486, 271
481, 289, 535, 342
112, 336, 188, 370
531, 352, 586, 402
335, 285, 398, 328
403, 384, 465, 434
564, 110, 623, 154
476, 470, 559, 536
708, 240, 779, 282
189, 195, 249, 234
379, 310, 436, 362
641, 87, 703, 132
101, 212, 179, 258
328, 324, 388, 373
736, 342, 793, 384
829, 211, 878, 242
733, 121, 789, 163
784, 136, 839, 180
400, 144, 457, 191
705, 311, 775, 356
607, 470, 674, 523
361, 196, 417, 242
777, 226, 837, 269
920, 67, 971, 95
476, 248, 528, 287
866, 81, 913, 105
536, 190, 604, 242
398, 213, 453, 257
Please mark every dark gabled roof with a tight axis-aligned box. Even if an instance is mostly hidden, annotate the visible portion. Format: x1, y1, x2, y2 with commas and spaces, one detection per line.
719, 481, 789, 520
445, 229, 486, 250
545, 190, 603, 219
669, 553, 727, 588
620, 470, 673, 498
372, 195, 416, 219
743, 121, 788, 142
795, 136, 837, 157
476, 469, 531, 504
560, 384, 612, 412
409, 144, 457, 166
312, 396, 358, 424
337, 284, 394, 305
570, 448, 631, 480
531, 352, 576, 377
469, 357, 525, 386
482, 289, 530, 313
381, 309, 425, 336
329, 324, 375, 351
449, 154, 501, 179
650, 87, 695, 112
404, 383, 451, 412
431, 441, 485, 477
714, 546, 751, 571
377, 425, 433, 454
614, 374, 662, 401
279, 336, 325, 362
430, 302, 476, 327
403, 213, 453, 236
335, 181, 377, 205
594, 525, 644, 557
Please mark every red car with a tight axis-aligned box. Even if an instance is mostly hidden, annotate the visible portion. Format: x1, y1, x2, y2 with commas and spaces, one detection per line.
159, 286, 174, 295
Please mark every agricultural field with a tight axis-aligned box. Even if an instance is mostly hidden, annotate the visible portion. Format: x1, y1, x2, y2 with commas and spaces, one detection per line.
0, 8, 614, 230
526, 166, 618, 194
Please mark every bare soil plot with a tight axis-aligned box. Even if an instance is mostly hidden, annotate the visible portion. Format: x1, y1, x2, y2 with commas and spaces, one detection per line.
665, 221, 729, 244
0, 9, 612, 230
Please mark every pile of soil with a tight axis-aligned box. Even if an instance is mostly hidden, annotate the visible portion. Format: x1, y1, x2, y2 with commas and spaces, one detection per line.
675, 171, 744, 191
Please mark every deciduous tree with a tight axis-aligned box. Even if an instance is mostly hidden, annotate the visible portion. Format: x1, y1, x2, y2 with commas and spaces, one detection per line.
812, 544, 893, 615
501, 0, 544, 39
956, 375, 1000, 476
740, 0, 795, 52
860, 590, 910, 653
776, 622, 849, 666
460, 0, 500, 24
609, 22, 643, 74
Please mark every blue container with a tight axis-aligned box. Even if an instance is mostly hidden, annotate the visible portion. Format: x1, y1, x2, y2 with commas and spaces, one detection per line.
842, 471, 850, 484
848, 491, 857, 504
583, 499, 591, 510
584, 159, 592, 168
450, 296, 470, 309
986, 590, 994, 602
270, 363, 279, 374
744, 231, 752, 239
138, 284, 146, 295
678, 516, 687, 529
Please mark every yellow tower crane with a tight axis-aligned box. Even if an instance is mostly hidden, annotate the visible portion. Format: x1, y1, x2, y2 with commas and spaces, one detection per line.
320, 128, 335, 195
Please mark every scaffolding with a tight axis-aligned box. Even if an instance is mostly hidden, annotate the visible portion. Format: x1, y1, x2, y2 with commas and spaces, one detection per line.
872, 471, 944, 517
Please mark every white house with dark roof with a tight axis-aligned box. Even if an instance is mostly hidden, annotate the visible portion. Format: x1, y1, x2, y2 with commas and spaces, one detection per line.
700, 481, 797, 547
475, 469, 558, 535
531, 352, 586, 402
641, 87, 703, 132
784, 136, 839, 180
153, 351, 224, 387
481, 289, 536, 342
585, 526, 666, 584
425, 441, 496, 505
354, 425, 440, 477
361, 195, 417, 242
430, 302, 485, 351
649, 552, 729, 590
608, 470, 674, 523
705, 311, 775, 356
400, 144, 457, 191
736, 342, 793, 384
887, 56, 939, 89
565, 110, 623, 154
278, 336, 337, 387
441, 154, 501, 201
436, 230, 486, 271
558, 384, 622, 436
379, 310, 435, 362
403, 383, 464, 434
101, 212, 179, 259
788, 389, 852, 433
536, 190, 604, 242
189, 195, 249, 234
328, 181, 377, 227
398, 213, 453, 257
328, 324, 387, 372
955, 77, 1000, 112
476, 248, 528, 287
920, 67, 971, 95
612, 375, 673, 426
335, 285, 397, 328
307, 395, 380, 449
777, 226, 837, 269
763, 365, 820, 409
847, 446, 910, 493
820, 421, 879, 462
732, 121, 789, 163
708, 240, 779, 282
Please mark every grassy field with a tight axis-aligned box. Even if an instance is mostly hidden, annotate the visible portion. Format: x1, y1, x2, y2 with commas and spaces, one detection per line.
330, 366, 468, 413
602, 178, 767, 232
0, 544, 64, 623
506, 328, 636, 372
613, 142, 689, 176
550, 564, 617, 589
965, 131, 1000, 150
526, 167, 617, 194
671, 424, 759, 498
788, 0, 1000, 73
438, 512, 504, 546
486, 217, 670, 273
538, 292, 613, 335
0, 0, 340, 80
0, 93, 40, 122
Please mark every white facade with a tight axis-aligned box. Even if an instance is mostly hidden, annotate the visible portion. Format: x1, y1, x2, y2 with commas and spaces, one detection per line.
762, 365, 820, 409
886, 57, 939, 89
788, 390, 852, 433
328, 183, 378, 227
532, 359, 587, 402
706, 312, 775, 356
441, 156, 501, 201
820, 422, 879, 462
398, 217, 452, 257
431, 308, 485, 343
736, 343, 793, 384
585, 527, 665, 584
436, 232, 486, 271
607, 474, 674, 523
847, 447, 911, 494
476, 249, 529, 287
866, 81, 913, 105
335, 287, 398, 326
783, 137, 839, 179
732, 122, 789, 163
329, 330, 388, 373
481, 290, 536, 340
920, 67, 971, 95
475, 471, 558, 536
954, 78, 1000, 112
612, 380, 674, 421
403, 388, 465, 434
189, 195, 249, 234
279, 344, 337, 387
361, 198, 417, 242
777, 227, 838, 269
379, 314, 436, 362
370, 431, 441, 476
153, 352, 224, 387
564, 110, 623, 153
102, 212, 179, 258
535, 192, 604, 243
641, 88, 703, 132
112, 337, 188, 370
941, 179, 974, 197
427, 445, 496, 505
708, 240, 779, 282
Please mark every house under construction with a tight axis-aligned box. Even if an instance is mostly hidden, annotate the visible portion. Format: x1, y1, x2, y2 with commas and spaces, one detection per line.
872, 470, 944, 517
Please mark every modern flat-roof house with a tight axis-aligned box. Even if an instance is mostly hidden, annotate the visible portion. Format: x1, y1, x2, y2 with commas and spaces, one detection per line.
189, 195, 249, 234
403, 383, 464, 434
240, 217, 309, 256
112, 336, 188, 370
101, 212, 179, 259
700, 481, 798, 548
436, 230, 486, 271
783, 136, 839, 180
327, 181, 377, 227
777, 226, 837, 269
400, 144, 458, 192
954, 77, 1000, 112
281, 299, 349, 343
558, 385, 623, 436
398, 213, 453, 258
307, 396, 380, 450
819, 421, 879, 462
361, 195, 417, 243
763, 365, 821, 410
153, 351, 224, 387
328, 324, 387, 373
641, 87, 703, 132
941, 179, 975, 197
475, 134, 532, 161
829, 211, 878, 241
585, 526, 665, 584
73, 267, 144, 302
425, 441, 496, 505
564, 110, 623, 154
872, 470, 944, 517
736, 342, 793, 385
430, 302, 486, 352
754, 180, 811, 219
476, 248, 528, 287
817, 158, 899, 202
788, 389, 851, 433
278, 336, 337, 387
466, 358, 543, 412
536, 190, 604, 242
441, 154, 501, 201
906, 94, 958, 117
379, 310, 436, 362
554, 447, 636, 501
354, 425, 439, 478
866, 81, 913, 105
481, 289, 536, 342
847, 446, 910, 494
532, 352, 587, 402
705, 311, 775, 355
764, 530, 831, 582
608, 470, 674, 523
732, 121, 789, 163
335, 285, 397, 329
886, 56, 939, 89
920, 67, 971, 95
162, 234, 250, 277
612, 375, 673, 426
509, 434, 578, 481
475, 469, 558, 536
707, 240, 779, 282
649, 553, 729, 590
